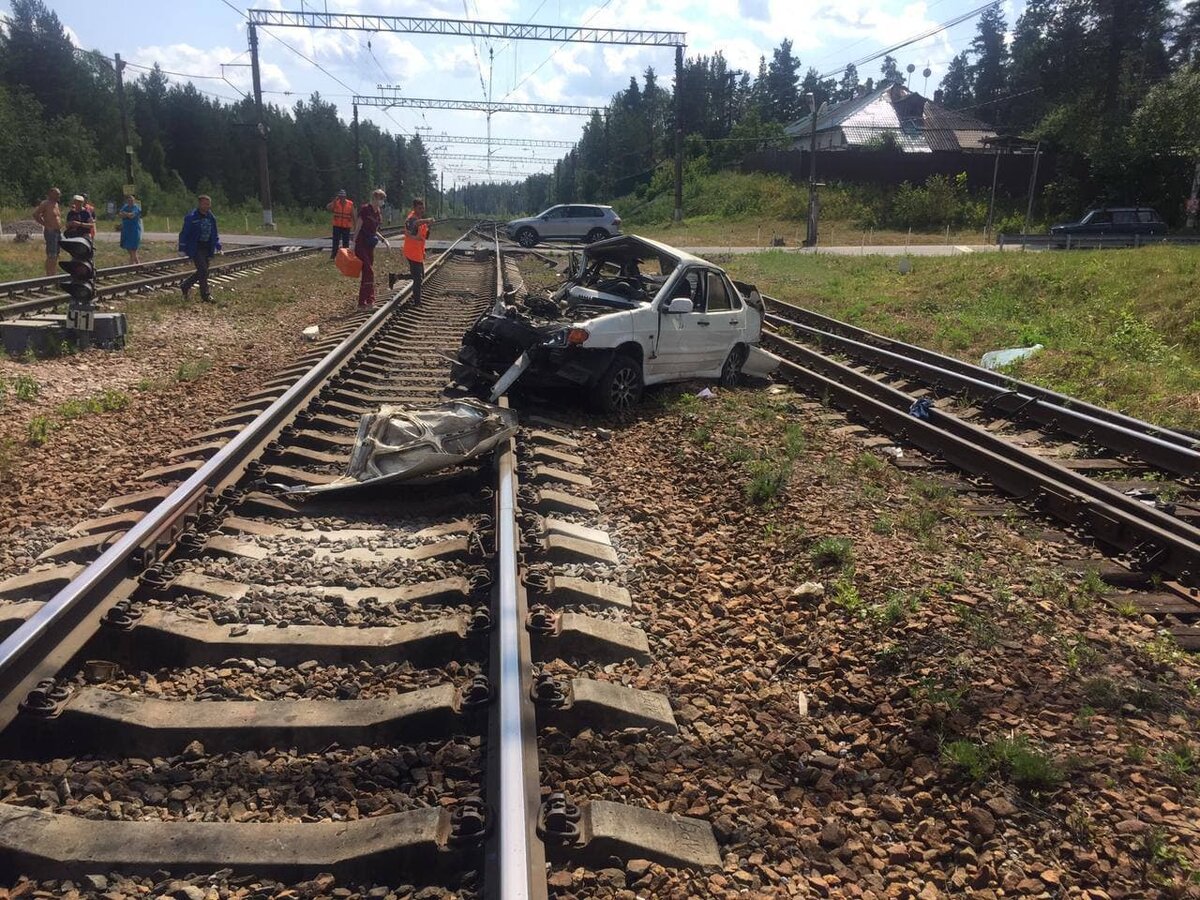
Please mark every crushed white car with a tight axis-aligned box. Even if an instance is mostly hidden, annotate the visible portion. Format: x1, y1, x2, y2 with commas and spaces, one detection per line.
454, 235, 780, 412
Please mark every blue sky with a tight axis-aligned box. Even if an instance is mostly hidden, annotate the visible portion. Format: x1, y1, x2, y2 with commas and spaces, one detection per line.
6, 0, 1022, 183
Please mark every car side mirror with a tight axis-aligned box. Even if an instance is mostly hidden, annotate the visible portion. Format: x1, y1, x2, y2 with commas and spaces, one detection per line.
665, 297, 693, 314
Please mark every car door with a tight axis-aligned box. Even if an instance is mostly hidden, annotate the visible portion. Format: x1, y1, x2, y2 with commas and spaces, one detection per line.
701, 270, 745, 374
1112, 209, 1138, 235
540, 206, 569, 238
1081, 210, 1111, 235
561, 206, 585, 240
650, 267, 710, 379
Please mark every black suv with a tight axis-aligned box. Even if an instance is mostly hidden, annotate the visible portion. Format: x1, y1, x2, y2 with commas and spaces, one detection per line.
1050, 206, 1167, 243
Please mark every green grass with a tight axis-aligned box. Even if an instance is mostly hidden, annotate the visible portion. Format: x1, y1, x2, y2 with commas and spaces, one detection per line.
720, 246, 1200, 431
809, 536, 854, 569
175, 358, 213, 382
745, 458, 791, 504
942, 734, 1065, 791
12, 375, 39, 401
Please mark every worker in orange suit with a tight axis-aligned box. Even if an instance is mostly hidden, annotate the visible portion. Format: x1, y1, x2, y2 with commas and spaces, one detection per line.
327, 189, 357, 259
403, 197, 435, 306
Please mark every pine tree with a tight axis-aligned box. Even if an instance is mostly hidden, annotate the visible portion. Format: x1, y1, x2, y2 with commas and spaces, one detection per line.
835, 64, 860, 101
1175, 0, 1200, 67
939, 52, 974, 108
880, 55, 902, 85
765, 39, 803, 123
970, 5, 1009, 122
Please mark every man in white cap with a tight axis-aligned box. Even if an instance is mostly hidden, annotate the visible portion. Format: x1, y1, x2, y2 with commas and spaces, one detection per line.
64, 195, 95, 240
326, 189, 356, 259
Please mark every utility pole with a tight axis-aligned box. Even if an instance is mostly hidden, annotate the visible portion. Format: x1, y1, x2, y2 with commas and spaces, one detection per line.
1022, 140, 1043, 238
806, 92, 819, 247
353, 103, 363, 204
673, 43, 684, 222
440, 171, 445, 217
985, 144, 1001, 244
248, 23, 274, 229
113, 53, 134, 190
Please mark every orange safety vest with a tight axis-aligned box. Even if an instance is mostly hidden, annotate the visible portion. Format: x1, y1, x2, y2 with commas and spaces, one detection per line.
331, 198, 354, 229
403, 211, 429, 263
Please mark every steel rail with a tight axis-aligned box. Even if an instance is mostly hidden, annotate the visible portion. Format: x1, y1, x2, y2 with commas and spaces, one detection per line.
0, 245, 282, 299
0, 247, 318, 319
766, 330, 1200, 581
763, 297, 1195, 448
0, 231, 476, 731
484, 223, 546, 900
764, 304, 1200, 477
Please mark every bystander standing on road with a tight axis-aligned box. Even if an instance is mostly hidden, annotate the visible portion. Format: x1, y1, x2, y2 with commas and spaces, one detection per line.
32, 187, 62, 276
403, 198, 435, 307
327, 189, 356, 259
119, 193, 143, 264
64, 195, 95, 240
178, 194, 221, 302
352, 188, 391, 309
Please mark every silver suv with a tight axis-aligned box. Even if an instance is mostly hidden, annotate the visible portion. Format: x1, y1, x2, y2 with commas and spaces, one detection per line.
505, 204, 621, 247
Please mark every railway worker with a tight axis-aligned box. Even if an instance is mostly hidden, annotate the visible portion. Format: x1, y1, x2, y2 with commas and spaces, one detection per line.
353, 188, 391, 309
119, 193, 143, 264
64, 195, 95, 240
32, 187, 62, 276
178, 194, 222, 302
327, 189, 356, 259
404, 197, 436, 306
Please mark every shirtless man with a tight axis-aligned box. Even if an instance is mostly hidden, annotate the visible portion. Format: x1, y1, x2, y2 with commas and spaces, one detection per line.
32, 187, 63, 277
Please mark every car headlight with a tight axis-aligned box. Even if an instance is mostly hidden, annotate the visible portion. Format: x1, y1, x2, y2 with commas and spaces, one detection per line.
543, 327, 589, 347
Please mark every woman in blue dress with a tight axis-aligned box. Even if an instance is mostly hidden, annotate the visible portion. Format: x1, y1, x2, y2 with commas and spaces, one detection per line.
119, 193, 143, 264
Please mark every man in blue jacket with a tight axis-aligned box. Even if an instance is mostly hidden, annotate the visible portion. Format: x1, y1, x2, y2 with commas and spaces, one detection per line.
178, 195, 222, 302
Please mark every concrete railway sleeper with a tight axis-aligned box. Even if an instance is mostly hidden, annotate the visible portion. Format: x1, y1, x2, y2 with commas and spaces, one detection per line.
0, 227, 717, 897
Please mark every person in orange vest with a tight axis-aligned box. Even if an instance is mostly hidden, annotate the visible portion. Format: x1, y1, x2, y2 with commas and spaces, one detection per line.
403, 197, 435, 305
326, 189, 357, 260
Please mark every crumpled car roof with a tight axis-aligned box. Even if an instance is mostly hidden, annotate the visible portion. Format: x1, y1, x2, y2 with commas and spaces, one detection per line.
584, 233, 716, 272
289, 398, 518, 493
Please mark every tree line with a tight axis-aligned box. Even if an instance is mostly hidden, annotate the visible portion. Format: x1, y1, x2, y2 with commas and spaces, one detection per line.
0, 0, 435, 217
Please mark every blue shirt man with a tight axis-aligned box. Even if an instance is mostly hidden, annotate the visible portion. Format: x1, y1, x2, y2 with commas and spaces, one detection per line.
178, 195, 221, 302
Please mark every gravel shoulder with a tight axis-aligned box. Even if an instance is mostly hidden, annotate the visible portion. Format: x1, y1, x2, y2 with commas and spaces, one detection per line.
547, 384, 1200, 898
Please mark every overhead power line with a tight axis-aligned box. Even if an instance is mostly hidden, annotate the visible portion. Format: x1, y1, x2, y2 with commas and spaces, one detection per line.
429, 152, 556, 164
245, 9, 684, 46
354, 95, 601, 116
818, 1, 1001, 79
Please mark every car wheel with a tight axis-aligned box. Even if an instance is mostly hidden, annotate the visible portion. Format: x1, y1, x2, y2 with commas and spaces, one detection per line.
592, 354, 643, 414
585, 228, 609, 244
516, 227, 538, 248
719, 344, 748, 388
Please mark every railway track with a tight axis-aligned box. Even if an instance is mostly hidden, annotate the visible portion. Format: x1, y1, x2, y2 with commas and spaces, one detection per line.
0, 228, 715, 897
762, 295, 1200, 645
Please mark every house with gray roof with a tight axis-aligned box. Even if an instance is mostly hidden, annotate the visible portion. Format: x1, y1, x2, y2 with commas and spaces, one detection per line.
784, 83, 997, 154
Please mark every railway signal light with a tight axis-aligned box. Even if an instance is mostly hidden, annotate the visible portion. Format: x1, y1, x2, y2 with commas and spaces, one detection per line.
59, 235, 96, 344
59, 236, 96, 304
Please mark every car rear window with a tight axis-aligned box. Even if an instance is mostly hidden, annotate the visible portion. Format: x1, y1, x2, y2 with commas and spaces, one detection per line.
1138, 210, 1161, 223
1113, 210, 1137, 225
